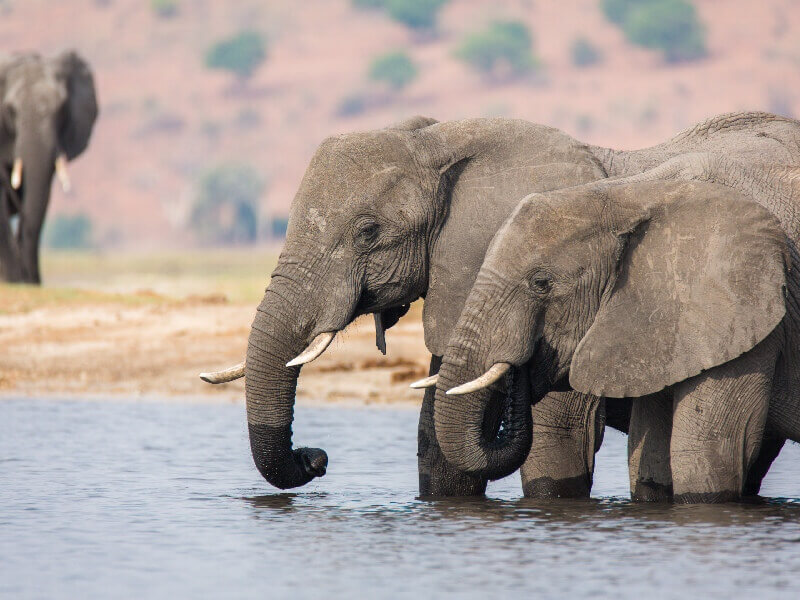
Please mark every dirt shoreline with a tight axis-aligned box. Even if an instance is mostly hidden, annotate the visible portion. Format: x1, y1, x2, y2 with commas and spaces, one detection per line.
0, 290, 429, 408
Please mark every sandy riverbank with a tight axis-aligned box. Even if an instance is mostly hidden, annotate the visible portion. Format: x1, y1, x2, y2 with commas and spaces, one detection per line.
0, 251, 430, 406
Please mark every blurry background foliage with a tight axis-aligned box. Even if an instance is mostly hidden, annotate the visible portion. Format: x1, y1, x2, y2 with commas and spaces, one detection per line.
151, 0, 179, 18
353, 0, 450, 31
43, 214, 94, 250
190, 163, 265, 245
601, 0, 707, 62
455, 20, 538, 78
205, 30, 268, 79
368, 51, 419, 90
570, 37, 603, 67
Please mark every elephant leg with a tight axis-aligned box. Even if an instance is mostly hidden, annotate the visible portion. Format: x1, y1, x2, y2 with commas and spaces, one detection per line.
520, 391, 604, 499
418, 355, 489, 497
743, 434, 785, 497
670, 332, 780, 503
0, 190, 23, 282
628, 391, 673, 502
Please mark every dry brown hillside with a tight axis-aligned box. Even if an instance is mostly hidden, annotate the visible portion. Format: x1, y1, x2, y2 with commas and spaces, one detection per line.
2, 0, 799, 248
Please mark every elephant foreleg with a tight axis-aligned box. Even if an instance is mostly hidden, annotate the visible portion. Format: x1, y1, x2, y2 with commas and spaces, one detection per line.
628, 391, 673, 502
670, 332, 780, 503
418, 355, 489, 497
0, 187, 23, 282
520, 391, 604, 499
742, 434, 785, 497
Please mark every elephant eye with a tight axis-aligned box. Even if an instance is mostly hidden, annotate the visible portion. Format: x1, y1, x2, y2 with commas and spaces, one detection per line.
356, 222, 380, 245
531, 275, 553, 295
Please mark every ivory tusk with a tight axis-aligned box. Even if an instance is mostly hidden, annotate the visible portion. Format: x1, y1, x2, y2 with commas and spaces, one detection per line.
199, 361, 245, 384
10, 158, 22, 190
55, 154, 71, 193
446, 362, 511, 395
286, 332, 336, 367
409, 374, 439, 389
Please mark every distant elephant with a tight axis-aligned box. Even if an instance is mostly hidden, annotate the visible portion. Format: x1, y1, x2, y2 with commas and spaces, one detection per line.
0, 50, 98, 283
434, 114, 800, 502
201, 115, 619, 493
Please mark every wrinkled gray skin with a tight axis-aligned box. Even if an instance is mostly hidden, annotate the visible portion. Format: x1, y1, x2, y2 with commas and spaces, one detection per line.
435, 112, 800, 502
0, 51, 98, 283
243, 115, 615, 493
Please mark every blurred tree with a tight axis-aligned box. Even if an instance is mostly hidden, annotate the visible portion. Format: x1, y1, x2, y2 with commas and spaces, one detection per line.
601, 0, 653, 24
570, 37, 603, 67
352, 0, 385, 7
190, 164, 264, 245
43, 214, 93, 249
151, 0, 179, 18
270, 217, 290, 239
602, 0, 706, 63
368, 51, 419, 90
205, 31, 267, 80
455, 21, 538, 78
384, 0, 448, 30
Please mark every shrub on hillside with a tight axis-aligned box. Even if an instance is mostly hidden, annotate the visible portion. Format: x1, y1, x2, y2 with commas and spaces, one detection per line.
570, 37, 603, 67
353, 0, 448, 31
385, 0, 448, 30
601, 0, 653, 24
190, 164, 264, 245
205, 31, 267, 79
43, 214, 93, 249
151, 0, 179, 18
368, 51, 418, 90
602, 0, 706, 63
455, 21, 537, 77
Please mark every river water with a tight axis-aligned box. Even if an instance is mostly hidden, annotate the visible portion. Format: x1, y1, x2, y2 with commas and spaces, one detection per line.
2, 398, 800, 599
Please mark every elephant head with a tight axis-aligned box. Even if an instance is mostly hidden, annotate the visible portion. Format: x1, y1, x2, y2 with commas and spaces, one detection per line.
434, 179, 788, 477
0, 50, 98, 282
201, 116, 607, 489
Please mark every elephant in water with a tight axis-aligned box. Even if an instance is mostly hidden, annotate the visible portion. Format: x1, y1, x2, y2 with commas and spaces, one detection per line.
434, 114, 800, 502
201, 115, 616, 494
0, 50, 98, 283
203, 112, 796, 498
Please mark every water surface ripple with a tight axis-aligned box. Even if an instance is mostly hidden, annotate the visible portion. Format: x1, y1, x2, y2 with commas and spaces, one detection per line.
2, 399, 800, 599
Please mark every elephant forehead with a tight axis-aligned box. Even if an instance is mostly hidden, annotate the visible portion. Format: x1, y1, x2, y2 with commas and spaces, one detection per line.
499, 195, 601, 260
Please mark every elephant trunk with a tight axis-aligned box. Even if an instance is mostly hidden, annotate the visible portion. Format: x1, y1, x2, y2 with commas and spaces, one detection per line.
434, 339, 532, 481
14, 128, 57, 284
244, 281, 328, 489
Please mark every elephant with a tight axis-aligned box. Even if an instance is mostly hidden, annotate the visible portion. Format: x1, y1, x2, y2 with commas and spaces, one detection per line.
202, 111, 796, 498
433, 113, 800, 502
201, 115, 623, 494
0, 50, 98, 283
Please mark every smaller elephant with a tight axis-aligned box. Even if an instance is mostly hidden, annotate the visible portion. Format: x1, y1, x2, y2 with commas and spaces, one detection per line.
0, 50, 98, 283
434, 177, 800, 503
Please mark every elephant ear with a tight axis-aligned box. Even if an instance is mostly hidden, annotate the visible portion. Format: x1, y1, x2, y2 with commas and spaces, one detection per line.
570, 181, 788, 398
53, 51, 98, 159
420, 119, 607, 356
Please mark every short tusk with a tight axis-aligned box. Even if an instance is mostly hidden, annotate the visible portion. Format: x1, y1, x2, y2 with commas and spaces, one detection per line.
446, 362, 511, 395
286, 331, 336, 367
55, 154, 71, 193
10, 158, 22, 189
199, 361, 245, 384
409, 374, 439, 389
